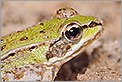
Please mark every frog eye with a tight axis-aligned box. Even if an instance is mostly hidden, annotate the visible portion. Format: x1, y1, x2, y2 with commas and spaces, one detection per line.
67, 27, 80, 37
63, 22, 83, 43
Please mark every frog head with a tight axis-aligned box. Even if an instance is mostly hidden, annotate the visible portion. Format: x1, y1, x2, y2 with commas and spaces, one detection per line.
45, 7, 104, 66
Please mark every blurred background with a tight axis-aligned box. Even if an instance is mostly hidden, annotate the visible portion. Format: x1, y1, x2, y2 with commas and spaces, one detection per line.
1, 1, 121, 81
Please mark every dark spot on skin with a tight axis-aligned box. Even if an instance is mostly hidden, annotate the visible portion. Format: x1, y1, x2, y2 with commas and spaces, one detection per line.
70, 12, 75, 16
64, 15, 67, 18
58, 9, 62, 11
108, 54, 112, 58
34, 59, 37, 62
1, 45, 6, 51
2, 79, 5, 81
75, 10, 78, 14
25, 66, 29, 68
4, 70, 11, 73
62, 8, 66, 10
117, 58, 121, 62
29, 46, 38, 51
20, 36, 28, 41
19, 67, 22, 70
39, 30, 45, 33
36, 80, 41, 81
39, 22, 44, 25
1, 39, 3, 42
1, 65, 4, 68
57, 11, 59, 14
66, 45, 71, 49
38, 43, 46, 47
46, 51, 53, 60
39, 28, 45, 33
15, 67, 17, 70
9, 53, 16, 57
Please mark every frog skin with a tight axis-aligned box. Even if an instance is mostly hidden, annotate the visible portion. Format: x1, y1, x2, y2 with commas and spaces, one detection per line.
1, 7, 104, 81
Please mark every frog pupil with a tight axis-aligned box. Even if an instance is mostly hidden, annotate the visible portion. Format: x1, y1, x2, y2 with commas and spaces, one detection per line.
69, 27, 79, 37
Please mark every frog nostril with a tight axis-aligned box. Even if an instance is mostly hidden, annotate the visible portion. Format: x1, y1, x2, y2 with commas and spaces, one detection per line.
89, 21, 98, 27
88, 21, 103, 27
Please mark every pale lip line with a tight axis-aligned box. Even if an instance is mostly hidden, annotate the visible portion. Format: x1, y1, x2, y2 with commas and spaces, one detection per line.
44, 25, 103, 66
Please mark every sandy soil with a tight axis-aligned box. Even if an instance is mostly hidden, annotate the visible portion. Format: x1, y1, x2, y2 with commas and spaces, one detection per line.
1, 1, 121, 81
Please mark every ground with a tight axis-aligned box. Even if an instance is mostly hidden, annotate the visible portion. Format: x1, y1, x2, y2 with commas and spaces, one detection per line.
1, 1, 121, 81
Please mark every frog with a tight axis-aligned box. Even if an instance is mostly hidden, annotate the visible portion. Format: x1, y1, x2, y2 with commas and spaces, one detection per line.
1, 7, 104, 81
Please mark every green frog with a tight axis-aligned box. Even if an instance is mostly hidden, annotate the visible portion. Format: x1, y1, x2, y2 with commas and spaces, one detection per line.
1, 7, 104, 81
